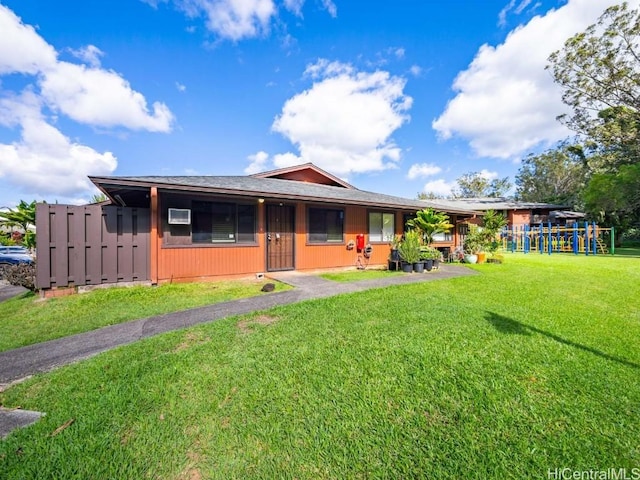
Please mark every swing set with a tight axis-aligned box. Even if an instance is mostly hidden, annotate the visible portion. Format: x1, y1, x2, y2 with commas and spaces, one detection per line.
501, 222, 615, 255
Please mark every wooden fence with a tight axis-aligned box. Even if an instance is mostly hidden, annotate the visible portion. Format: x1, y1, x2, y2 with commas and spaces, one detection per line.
36, 204, 150, 290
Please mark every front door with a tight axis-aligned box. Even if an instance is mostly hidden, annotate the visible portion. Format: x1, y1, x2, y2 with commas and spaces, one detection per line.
266, 204, 295, 271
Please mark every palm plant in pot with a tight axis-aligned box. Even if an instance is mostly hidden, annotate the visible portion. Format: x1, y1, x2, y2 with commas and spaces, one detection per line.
481, 209, 508, 261
406, 208, 453, 247
398, 230, 422, 272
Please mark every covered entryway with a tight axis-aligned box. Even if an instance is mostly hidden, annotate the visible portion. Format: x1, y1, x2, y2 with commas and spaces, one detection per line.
266, 204, 295, 271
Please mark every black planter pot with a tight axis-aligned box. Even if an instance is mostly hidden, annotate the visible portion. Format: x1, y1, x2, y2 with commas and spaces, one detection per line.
413, 262, 425, 273
425, 259, 434, 272
388, 260, 398, 271
401, 262, 413, 273
390, 249, 401, 262
433, 259, 440, 270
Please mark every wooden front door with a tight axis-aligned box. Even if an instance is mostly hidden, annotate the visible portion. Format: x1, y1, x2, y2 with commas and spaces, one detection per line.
266, 204, 295, 271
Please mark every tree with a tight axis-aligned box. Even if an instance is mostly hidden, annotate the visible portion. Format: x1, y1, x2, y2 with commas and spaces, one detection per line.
453, 172, 512, 198
547, 2, 640, 230
515, 143, 587, 207
89, 193, 108, 203
416, 191, 446, 200
583, 163, 640, 229
405, 208, 453, 246
547, 2, 640, 142
0, 200, 37, 248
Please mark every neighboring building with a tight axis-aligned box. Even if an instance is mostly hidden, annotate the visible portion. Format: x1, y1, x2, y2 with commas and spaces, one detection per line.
431, 197, 571, 227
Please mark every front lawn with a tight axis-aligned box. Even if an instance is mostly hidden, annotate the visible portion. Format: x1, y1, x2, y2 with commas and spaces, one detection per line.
0, 279, 289, 352
1, 253, 639, 479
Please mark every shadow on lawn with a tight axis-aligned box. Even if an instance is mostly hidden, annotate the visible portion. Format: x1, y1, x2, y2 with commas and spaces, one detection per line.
485, 311, 639, 370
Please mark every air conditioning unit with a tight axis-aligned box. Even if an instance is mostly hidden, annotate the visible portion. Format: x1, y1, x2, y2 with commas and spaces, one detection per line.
168, 208, 191, 225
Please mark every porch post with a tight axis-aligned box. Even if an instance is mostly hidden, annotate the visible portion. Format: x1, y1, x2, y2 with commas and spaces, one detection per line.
150, 187, 159, 284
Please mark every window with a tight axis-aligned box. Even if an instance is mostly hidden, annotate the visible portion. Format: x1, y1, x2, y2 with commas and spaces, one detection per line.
369, 212, 395, 242
308, 208, 344, 243
192, 201, 256, 244
432, 232, 452, 242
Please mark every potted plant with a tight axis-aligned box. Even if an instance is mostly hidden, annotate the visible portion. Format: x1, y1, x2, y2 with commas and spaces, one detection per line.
433, 249, 444, 270
406, 208, 453, 246
420, 246, 439, 272
463, 225, 483, 264
388, 234, 402, 266
398, 230, 421, 272
481, 209, 508, 261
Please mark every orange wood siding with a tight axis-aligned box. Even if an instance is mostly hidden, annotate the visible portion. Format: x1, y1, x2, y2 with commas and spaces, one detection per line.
510, 210, 531, 226
158, 244, 265, 281
157, 201, 266, 282
155, 194, 466, 281
295, 204, 393, 270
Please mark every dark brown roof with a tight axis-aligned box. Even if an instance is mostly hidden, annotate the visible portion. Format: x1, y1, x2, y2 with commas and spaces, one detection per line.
90, 174, 478, 214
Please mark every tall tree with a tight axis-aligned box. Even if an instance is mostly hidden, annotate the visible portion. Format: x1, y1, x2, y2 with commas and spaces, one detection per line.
547, 2, 640, 145
547, 2, 640, 228
453, 172, 511, 198
515, 143, 587, 206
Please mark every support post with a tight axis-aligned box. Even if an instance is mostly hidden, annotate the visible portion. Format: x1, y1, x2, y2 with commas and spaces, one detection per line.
611, 227, 615, 255
584, 221, 589, 256
150, 186, 158, 284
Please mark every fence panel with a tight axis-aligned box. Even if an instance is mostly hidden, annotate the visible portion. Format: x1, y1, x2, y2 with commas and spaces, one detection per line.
36, 204, 150, 290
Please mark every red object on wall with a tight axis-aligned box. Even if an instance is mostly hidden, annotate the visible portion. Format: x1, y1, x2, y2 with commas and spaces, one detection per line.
356, 234, 365, 251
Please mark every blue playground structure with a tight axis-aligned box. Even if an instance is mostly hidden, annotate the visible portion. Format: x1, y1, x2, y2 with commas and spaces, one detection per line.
501, 222, 615, 255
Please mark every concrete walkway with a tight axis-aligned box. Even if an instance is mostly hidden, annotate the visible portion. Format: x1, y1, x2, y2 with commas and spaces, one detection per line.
0, 283, 28, 303
0, 265, 475, 438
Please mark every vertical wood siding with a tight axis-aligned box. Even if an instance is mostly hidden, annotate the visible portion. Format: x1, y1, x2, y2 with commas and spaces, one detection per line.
36, 204, 150, 290
294, 204, 393, 270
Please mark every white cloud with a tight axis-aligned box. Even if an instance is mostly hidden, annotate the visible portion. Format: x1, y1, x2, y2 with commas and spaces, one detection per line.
69, 45, 104, 67
423, 179, 456, 197
272, 152, 302, 168
176, 82, 187, 92
0, 4, 57, 75
283, 0, 304, 16
498, 0, 533, 27
271, 59, 412, 176
0, 5, 174, 133
433, 0, 635, 160
143, 0, 336, 40
479, 169, 498, 180
245, 150, 270, 174
407, 163, 442, 179
0, 4, 173, 202
40, 62, 174, 132
320, 0, 337, 18
0, 92, 117, 198
409, 65, 422, 77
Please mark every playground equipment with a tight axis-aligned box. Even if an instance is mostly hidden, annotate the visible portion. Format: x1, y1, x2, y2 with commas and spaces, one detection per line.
501, 222, 615, 255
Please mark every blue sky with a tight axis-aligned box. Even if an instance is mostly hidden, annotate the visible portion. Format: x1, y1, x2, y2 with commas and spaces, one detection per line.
0, 0, 635, 208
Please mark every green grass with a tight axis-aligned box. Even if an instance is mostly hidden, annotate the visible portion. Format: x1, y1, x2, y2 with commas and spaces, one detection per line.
319, 268, 404, 282
0, 279, 290, 352
2, 253, 640, 479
